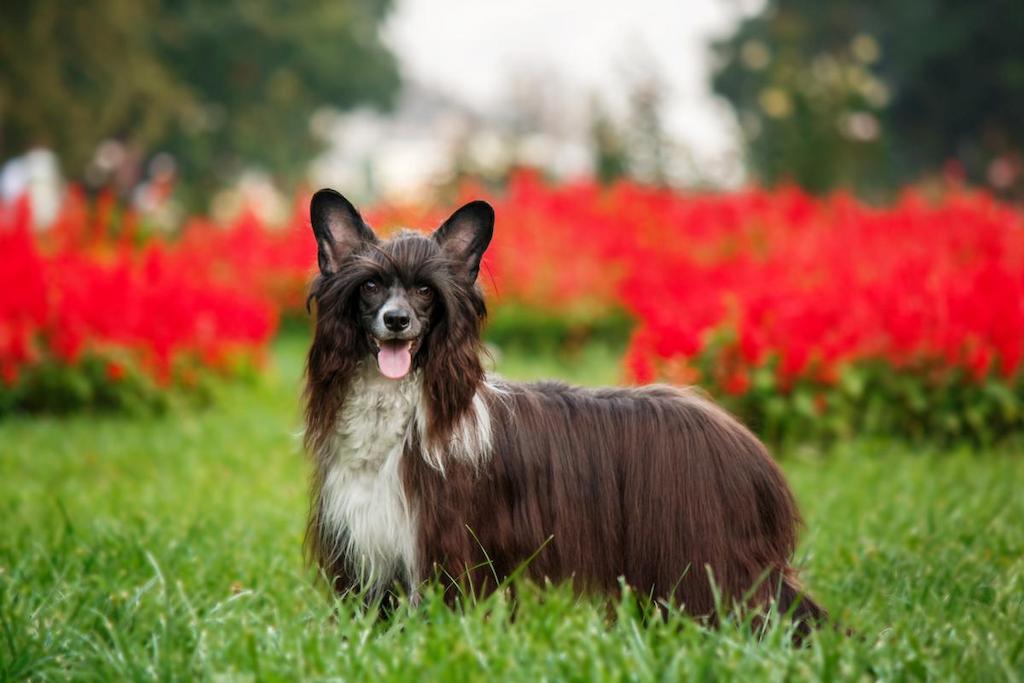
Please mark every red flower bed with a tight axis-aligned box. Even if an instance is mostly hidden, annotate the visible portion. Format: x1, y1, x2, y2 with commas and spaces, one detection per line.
371, 174, 1024, 441
4, 174, 1023, 439
370, 174, 1024, 390
171, 204, 317, 316
614, 187, 1024, 384
1, 194, 276, 413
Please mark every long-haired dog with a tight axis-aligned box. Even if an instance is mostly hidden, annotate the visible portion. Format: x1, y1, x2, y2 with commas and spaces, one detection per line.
303, 189, 825, 635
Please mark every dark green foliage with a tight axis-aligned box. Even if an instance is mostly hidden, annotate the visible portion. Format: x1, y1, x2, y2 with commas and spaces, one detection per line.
693, 329, 1024, 447
0, 351, 267, 417
590, 104, 630, 185
0, 0, 400, 208
711, 0, 1024, 197
722, 361, 1024, 448
0, 355, 170, 416
0, 1, 185, 175
484, 304, 634, 356
151, 0, 400, 208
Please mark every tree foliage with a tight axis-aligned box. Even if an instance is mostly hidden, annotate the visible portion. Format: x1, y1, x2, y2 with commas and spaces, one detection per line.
711, 0, 1024, 197
0, 0, 400, 206
0, 2, 185, 177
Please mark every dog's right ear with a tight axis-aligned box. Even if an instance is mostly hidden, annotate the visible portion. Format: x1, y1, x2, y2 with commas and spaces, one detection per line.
310, 189, 377, 275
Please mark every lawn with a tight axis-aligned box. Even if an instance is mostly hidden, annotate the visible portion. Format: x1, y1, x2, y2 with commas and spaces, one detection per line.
2, 333, 1022, 681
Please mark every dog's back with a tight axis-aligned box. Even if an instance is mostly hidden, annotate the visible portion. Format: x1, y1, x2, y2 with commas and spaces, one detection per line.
403, 380, 823, 625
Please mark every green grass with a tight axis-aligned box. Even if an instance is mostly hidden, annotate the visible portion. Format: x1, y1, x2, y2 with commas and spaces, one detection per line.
2, 334, 1023, 681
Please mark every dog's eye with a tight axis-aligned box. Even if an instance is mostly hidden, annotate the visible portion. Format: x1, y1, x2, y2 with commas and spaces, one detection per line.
415, 285, 433, 299
361, 280, 379, 294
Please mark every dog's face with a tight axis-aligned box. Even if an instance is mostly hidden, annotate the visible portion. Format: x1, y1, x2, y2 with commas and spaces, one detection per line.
309, 189, 494, 380
354, 267, 433, 378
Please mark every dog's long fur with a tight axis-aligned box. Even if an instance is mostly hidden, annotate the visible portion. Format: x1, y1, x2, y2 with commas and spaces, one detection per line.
303, 189, 825, 635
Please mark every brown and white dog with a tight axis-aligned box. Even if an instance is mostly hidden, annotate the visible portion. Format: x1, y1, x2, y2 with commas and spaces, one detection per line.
303, 188, 825, 634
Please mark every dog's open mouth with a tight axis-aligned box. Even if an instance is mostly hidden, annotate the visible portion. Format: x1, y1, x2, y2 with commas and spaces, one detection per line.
374, 338, 418, 380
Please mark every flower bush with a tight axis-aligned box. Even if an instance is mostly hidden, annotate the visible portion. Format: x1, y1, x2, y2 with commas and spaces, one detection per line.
612, 186, 1024, 442
0, 194, 276, 414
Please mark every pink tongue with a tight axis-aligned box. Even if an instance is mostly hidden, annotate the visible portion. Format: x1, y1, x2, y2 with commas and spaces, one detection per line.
377, 340, 413, 379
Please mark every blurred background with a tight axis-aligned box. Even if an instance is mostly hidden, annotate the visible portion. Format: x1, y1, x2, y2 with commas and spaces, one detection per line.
4, 0, 1023, 220
2, 0, 1024, 443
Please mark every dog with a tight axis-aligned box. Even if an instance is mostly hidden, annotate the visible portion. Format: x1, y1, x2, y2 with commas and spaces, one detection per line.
303, 188, 825, 636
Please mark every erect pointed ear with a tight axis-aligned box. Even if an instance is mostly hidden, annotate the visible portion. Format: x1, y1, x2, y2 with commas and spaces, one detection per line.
432, 200, 494, 283
310, 189, 377, 275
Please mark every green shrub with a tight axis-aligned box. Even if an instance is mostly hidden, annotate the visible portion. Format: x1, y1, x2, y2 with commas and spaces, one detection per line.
485, 304, 634, 355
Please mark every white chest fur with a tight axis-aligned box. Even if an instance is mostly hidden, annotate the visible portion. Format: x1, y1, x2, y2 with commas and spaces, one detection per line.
318, 364, 421, 593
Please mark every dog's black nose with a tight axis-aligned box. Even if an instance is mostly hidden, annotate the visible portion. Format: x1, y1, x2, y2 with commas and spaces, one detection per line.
383, 310, 411, 332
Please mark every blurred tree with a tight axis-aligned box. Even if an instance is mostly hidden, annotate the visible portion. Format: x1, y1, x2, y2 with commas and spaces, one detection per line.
0, 0, 400, 208
624, 74, 671, 186
0, 2, 186, 182
712, 0, 1024, 197
152, 0, 399, 208
590, 100, 629, 185
588, 71, 675, 187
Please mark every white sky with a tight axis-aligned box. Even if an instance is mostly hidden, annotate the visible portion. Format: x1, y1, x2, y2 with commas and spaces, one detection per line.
384, 0, 760, 184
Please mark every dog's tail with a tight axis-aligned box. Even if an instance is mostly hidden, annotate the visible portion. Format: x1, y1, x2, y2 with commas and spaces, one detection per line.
774, 572, 829, 645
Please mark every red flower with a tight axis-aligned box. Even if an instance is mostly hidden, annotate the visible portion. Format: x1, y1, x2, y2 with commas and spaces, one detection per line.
724, 371, 751, 395
105, 361, 126, 382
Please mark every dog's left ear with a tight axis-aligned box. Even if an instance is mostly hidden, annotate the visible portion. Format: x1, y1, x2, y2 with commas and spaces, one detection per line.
433, 200, 494, 283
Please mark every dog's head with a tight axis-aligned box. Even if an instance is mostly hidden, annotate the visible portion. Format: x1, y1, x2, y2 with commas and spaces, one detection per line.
307, 189, 494, 381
